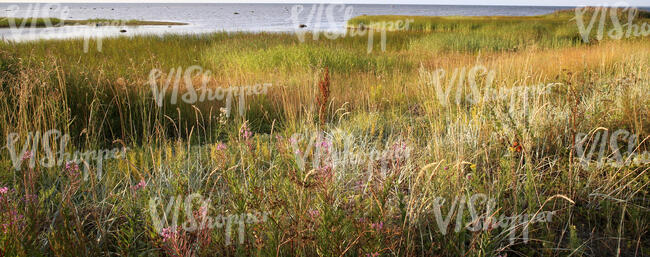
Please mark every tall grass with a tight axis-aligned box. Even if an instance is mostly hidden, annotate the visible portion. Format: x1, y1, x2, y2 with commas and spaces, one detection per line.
349, 8, 650, 53
0, 10, 649, 256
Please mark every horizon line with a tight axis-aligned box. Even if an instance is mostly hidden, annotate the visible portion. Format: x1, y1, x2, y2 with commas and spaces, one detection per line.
1, 2, 650, 8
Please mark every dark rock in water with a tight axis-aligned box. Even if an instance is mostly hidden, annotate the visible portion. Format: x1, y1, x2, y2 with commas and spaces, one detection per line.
234, 12, 239, 14
120, 29, 127, 33
111, 8, 115, 10
299, 24, 307, 28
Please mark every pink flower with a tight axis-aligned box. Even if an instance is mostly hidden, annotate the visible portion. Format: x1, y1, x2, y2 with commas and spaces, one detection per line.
239, 122, 252, 140
21, 151, 32, 161
131, 179, 146, 191
199, 205, 208, 217
366, 252, 380, 257
320, 164, 332, 174
320, 139, 331, 150
216, 142, 227, 151
0, 187, 8, 194
161, 227, 176, 242
65, 161, 80, 177
308, 209, 320, 219
370, 221, 383, 231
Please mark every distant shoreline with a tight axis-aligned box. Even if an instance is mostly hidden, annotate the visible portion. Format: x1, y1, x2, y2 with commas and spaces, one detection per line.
0, 17, 188, 28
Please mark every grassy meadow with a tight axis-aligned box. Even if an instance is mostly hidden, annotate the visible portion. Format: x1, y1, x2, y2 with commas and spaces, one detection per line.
0, 8, 649, 256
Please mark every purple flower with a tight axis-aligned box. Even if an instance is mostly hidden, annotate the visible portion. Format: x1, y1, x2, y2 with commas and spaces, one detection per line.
239, 122, 253, 140
370, 221, 383, 231
22, 194, 38, 203
320, 139, 331, 149
308, 209, 320, 219
65, 161, 80, 177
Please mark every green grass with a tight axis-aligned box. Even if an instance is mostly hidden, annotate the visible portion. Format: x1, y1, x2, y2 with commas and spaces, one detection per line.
0, 17, 63, 28
0, 9, 649, 256
348, 8, 650, 53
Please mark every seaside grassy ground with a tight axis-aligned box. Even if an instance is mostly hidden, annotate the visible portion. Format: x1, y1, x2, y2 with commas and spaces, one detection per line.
0, 8, 649, 256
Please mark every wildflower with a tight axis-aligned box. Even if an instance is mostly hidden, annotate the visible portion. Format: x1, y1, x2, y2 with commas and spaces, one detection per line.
366, 252, 380, 257
511, 141, 523, 153
308, 209, 320, 219
21, 151, 33, 161
65, 161, 80, 178
218, 107, 229, 124
161, 227, 176, 242
239, 122, 252, 140
215, 142, 227, 151
132, 179, 146, 191
320, 138, 331, 150
23, 194, 38, 203
0, 187, 8, 194
198, 205, 208, 217
370, 221, 383, 231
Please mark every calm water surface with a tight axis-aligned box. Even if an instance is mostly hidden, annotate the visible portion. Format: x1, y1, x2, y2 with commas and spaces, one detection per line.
0, 3, 637, 41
